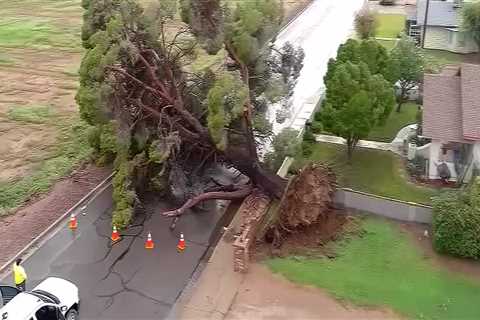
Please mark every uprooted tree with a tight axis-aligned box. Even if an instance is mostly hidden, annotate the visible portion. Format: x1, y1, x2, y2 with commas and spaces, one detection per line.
76, 0, 310, 228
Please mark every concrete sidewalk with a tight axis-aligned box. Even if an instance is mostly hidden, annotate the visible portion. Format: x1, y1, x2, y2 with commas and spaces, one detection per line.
174, 210, 245, 320
315, 134, 393, 152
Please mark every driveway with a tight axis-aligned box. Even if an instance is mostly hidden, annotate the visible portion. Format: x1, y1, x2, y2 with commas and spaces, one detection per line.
1, 185, 227, 319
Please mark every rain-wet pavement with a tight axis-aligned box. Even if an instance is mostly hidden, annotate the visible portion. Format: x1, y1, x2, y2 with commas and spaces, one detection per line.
2, 185, 227, 319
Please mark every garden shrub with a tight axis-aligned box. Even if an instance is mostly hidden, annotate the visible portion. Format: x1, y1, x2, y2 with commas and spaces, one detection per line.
432, 178, 480, 259
406, 155, 426, 178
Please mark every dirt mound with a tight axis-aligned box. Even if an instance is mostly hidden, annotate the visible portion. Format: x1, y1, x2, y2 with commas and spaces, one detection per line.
279, 163, 336, 228
257, 211, 354, 259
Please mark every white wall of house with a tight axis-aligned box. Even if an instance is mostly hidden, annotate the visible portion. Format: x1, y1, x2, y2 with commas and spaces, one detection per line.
424, 26, 450, 50
427, 140, 459, 180
447, 30, 479, 54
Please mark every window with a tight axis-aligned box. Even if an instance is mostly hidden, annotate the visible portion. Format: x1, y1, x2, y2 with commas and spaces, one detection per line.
35, 306, 60, 320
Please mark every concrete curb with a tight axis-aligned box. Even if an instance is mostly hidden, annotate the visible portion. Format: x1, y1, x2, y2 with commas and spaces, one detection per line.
0, 171, 115, 276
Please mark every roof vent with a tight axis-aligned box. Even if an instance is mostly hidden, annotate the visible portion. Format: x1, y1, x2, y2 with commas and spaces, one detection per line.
453, 0, 463, 8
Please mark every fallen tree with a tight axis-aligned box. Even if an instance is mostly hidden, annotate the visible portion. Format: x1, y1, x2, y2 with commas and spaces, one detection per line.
77, 0, 306, 228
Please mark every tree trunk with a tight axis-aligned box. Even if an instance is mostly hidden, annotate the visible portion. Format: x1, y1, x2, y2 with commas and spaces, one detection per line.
396, 87, 407, 112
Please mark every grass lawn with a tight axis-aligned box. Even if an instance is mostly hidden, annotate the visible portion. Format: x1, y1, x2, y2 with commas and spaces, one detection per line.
268, 218, 480, 320
0, 120, 92, 215
295, 143, 437, 204
376, 14, 406, 38
367, 103, 418, 142
422, 49, 463, 69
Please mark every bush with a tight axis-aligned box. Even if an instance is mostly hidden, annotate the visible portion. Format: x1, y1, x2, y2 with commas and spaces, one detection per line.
432, 178, 480, 259
406, 155, 426, 178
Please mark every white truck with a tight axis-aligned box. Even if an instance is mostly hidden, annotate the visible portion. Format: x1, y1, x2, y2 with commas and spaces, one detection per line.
0, 277, 79, 320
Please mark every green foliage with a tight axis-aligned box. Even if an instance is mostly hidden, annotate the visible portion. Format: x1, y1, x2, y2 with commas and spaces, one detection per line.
320, 62, 395, 156
268, 218, 480, 319
7, 105, 55, 124
325, 39, 395, 84
354, 7, 378, 39
81, 0, 120, 48
264, 128, 300, 171
76, 17, 122, 125
462, 2, 480, 48
0, 121, 92, 214
112, 157, 134, 229
226, 0, 283, 64
432, 179, 480, 259
390, 35, 424, 110
207, 72, 248, 150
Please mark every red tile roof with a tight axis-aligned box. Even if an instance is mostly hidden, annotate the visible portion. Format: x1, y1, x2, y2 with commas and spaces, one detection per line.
423, 64, 480, 143
461, 64, 480, 140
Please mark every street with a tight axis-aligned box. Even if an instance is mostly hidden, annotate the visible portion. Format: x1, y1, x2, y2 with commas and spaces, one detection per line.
269, 0, 365, 134
1, 185, 227, 319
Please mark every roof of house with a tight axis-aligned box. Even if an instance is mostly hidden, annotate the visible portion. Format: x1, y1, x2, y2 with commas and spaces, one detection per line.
423, 64, 480, 143
416, 0, 460, 27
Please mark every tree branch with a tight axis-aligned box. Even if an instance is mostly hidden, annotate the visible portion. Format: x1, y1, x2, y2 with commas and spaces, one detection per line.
161, 185, 253, 217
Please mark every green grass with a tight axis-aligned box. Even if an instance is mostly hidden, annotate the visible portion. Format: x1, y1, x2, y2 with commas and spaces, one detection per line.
7, 105, 56, 124
0, 18, 79, 49
295, 143, 437, 204
422, 49, 463, 69
0, 121, 92, 215
367, 103, 418, 142
268, 218, 480, 320
376, 14, 406, 38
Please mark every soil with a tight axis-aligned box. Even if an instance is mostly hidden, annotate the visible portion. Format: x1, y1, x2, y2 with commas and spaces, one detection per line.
256, 210, 355, 260
0, 164, 111, 267
225, 263, 399, 320
397, 222, 480, 281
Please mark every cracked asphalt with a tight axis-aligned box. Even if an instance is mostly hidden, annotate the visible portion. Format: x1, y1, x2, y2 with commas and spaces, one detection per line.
2, 185, 227, 319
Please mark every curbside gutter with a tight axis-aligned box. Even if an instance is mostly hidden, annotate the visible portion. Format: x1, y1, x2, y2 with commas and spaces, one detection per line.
0, 171, 115, 277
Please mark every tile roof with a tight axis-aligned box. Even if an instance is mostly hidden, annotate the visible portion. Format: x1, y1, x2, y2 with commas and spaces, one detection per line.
417, 0, 459, 27
461, 64, 480, 140
423, 64, 480, 142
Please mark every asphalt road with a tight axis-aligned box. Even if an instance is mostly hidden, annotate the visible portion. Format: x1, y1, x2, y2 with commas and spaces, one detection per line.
1, 185, 227, 319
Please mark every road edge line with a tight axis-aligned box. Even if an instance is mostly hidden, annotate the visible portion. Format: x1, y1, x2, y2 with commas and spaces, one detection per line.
0, 171, 115, 275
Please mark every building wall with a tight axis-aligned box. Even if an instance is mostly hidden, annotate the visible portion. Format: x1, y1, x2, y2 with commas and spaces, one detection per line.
334, 189, 433, 224
424, 26, 479, 53
424, 26, 450, 50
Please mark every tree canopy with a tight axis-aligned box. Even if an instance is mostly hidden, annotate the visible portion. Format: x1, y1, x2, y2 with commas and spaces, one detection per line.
462, 1, 480, 50
320, 62, 395, 158
76, 0, 304, 228
390, 35, 424, 112
324, 39, 395, 85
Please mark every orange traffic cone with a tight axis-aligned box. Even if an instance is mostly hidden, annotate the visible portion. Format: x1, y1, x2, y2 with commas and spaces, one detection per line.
145, 232, 154, 249
177, 233, 186, 252
68, 214, 77, 230
111, 225, 120, 242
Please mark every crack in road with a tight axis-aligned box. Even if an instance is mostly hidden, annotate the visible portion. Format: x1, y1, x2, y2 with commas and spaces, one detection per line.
92, 201, 171, 312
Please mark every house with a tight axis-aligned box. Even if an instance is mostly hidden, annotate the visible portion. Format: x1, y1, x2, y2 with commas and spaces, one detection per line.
408, 0, 479, 54
415, 63, 480, 182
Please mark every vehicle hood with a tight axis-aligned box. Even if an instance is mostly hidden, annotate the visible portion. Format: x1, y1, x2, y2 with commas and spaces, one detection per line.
33, 277, 79, 310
